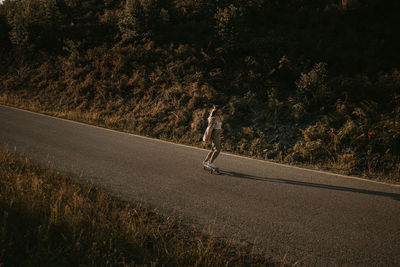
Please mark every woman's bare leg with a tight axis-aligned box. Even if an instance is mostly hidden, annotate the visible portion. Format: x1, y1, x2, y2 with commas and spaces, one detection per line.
210, 133, 221, 163
204, 149, 214, 163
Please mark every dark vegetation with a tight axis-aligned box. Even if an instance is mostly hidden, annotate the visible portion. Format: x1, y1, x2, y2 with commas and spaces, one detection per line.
0, 150, 277, 266
0, 0, 399, 181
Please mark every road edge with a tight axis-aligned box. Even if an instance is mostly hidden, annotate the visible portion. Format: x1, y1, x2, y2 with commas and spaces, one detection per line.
2, 103, 399, 188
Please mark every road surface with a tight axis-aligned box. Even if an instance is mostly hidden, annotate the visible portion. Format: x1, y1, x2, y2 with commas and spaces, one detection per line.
1, 104, 400, 266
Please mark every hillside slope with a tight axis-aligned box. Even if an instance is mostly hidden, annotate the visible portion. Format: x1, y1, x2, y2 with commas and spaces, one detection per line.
0, 0, 399, 181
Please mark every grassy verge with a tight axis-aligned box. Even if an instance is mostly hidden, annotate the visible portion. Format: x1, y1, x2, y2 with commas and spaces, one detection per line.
0, 150, 279, 266
0, 94, 200, 146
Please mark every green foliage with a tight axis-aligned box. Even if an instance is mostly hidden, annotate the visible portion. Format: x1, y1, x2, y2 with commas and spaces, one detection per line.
289, 97, 400, 179
118, 0, 170, 44
62, 39, 82, 66
0, 0, 399, 181
0, 5, 11, 49
214, 4, 243, 51
291, 62, 334, 121
6, 0, 64, 49
292, 121, 334, 163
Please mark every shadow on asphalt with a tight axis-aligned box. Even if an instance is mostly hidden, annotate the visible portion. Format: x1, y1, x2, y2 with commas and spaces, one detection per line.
218, 170, 400, 202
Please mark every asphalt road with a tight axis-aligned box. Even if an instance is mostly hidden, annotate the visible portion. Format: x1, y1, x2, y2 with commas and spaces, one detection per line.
1, 104, 400, 266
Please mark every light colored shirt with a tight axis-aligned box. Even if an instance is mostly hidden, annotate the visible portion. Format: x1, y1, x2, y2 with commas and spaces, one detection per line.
215, 121, 222, 130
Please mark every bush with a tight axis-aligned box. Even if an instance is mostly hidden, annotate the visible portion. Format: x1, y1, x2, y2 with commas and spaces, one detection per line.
7, 0, 64, 49
118, 0, 170, 44
291, 62, 334, 120
214, 4, 243, 51
292, 121, 334, 163
0, 6, 11, 49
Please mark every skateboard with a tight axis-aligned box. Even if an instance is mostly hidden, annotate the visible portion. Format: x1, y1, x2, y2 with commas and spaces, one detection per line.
203, 163, 220, 174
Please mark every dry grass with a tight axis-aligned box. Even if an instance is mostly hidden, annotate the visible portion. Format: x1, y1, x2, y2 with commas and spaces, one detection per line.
0, 150, 280, 266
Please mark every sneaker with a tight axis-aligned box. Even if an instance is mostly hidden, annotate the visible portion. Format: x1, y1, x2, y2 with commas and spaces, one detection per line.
208, 163, 217, 169
203, 161, 209, 166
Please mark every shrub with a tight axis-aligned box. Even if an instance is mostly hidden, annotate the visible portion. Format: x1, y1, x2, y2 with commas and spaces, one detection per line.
0, 6, 11, 49
214, 4, 243, 51
292, 121, 334, 164
292, 62, 334, 120
118, 0, 170, 44
7, 0, 64, 49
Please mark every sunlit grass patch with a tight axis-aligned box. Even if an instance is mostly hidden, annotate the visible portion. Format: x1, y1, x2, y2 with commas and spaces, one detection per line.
0, 150, 278, 266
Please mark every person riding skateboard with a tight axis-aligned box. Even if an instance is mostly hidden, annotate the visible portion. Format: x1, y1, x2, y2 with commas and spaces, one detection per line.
202, 105, 223, 170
